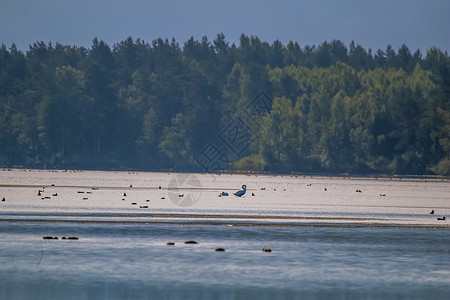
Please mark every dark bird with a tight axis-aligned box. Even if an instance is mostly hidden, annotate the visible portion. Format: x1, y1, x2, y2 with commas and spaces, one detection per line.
185, 241, 198, 244
437, 216, 446, 221
430, 210, 435, 215
234, 185, 247, 197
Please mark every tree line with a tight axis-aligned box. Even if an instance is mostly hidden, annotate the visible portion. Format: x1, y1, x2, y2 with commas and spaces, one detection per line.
1, 34, 449, 175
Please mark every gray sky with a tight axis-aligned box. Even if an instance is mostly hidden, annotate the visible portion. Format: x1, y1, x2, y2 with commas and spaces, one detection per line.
1, 0, 449, 53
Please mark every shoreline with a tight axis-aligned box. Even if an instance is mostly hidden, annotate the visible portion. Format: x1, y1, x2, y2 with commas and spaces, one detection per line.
2, 168, 449, 183
1, 211, 449, 229
1, 218, 449, 229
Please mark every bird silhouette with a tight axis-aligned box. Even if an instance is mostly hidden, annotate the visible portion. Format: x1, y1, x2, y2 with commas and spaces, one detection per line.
234, 185, 247, 197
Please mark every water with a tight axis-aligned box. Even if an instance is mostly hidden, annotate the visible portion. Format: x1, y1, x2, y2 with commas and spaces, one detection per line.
1, 169, 449, 299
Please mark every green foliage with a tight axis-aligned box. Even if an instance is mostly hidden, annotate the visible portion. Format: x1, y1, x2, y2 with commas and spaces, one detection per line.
234, 154, 267, 171
0, 36, 448, 175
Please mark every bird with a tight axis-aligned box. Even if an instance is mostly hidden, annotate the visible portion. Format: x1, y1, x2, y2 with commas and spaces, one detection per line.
221, 191, 229, 196
437, 216, 446, 221
234, 185, 247, 197
430, 210, 435, 215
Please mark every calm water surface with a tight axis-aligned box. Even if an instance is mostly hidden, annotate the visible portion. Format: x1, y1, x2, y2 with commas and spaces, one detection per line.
1, 170, 449, 299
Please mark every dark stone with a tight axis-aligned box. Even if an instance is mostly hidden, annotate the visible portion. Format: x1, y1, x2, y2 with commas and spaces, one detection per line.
185, 241, 198, 244
262, 248, 272, 252
215, 248, 225, 252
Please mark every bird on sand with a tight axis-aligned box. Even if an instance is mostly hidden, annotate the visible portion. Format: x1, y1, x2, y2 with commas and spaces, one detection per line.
234, 185, 247, 197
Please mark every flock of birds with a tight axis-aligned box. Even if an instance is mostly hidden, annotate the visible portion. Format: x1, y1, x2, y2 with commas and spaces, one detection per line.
220, 184, 447, 221
164, 240, 272, 253
1, 182, 448, 222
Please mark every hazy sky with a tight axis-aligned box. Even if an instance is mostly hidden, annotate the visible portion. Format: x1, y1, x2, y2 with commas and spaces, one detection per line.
1, 0, 449, 53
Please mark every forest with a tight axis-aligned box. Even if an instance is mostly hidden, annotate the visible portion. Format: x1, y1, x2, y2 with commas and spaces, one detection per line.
1, 34, 449, 175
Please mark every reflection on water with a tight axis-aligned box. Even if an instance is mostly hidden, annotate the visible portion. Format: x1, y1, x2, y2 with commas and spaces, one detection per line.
0, 169, 449, 299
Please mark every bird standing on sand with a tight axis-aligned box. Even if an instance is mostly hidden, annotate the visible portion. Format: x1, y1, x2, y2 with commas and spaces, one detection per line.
234, 185, 247, 197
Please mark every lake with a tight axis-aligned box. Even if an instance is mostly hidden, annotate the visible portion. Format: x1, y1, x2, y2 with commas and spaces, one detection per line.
1, 169, 449, 299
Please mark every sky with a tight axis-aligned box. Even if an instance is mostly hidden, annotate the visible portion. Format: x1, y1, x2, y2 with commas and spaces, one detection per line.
1, 0, 449, 53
